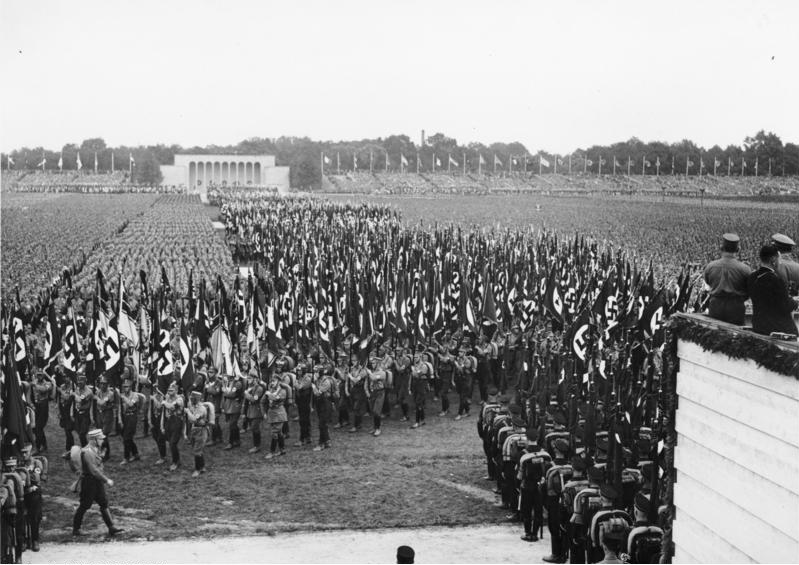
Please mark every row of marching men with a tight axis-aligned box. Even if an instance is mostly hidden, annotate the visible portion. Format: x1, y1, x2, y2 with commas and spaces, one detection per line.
1, 445, 48, 563
477, 391, 665, 564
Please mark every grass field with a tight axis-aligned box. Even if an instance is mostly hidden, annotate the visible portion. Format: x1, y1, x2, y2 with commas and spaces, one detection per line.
41, 394, 498, 544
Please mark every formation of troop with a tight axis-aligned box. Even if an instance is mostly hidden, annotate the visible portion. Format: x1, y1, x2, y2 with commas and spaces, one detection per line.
4, 193, 796, 563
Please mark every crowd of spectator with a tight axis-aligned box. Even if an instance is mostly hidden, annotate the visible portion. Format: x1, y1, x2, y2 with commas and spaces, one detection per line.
320, 171, 799, 197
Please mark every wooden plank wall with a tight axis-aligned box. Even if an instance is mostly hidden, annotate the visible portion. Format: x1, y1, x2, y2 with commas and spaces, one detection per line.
672, 341, 799, 563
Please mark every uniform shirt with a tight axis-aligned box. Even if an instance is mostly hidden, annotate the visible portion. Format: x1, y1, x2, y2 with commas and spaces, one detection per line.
73, 385, 94, 414
32, 379, 52, 404
162, 394, 185, 419
703, 253, 751, 298
776, 256, 799, 295
95, 387, 116, 413
119, 391, 140, 416
80, 445, 110, 483
185, 401, 209, 426
366, 369, 386, 394
315, 374, 335, 398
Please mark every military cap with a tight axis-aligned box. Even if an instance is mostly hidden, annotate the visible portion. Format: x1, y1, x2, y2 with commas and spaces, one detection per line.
509, 403, 523, 415
722, 233, 740, 243
596, 435, 609, 452
498, 394, 512, 404
87, 429, 106, 440
571, 451, 593, 471
98, 375, 108, 384
553, 438, 570, 453
588, 464, 606, 484
190, 390, 203, 398
396, 545, 415, 563
600, 483, 618, 500
2, 457, 17, 468
772, 233, 796, 251
525, 427, 538, 441
552, 410, 568, 426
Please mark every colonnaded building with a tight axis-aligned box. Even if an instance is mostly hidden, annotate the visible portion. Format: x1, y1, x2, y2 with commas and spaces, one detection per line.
160, 154, 290, 195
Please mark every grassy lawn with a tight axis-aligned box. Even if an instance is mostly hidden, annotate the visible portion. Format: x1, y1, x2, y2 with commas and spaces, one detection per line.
41, 391, 500, 543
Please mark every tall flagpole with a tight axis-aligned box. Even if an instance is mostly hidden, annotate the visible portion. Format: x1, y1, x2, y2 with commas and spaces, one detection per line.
385, 151, 389, 173
462, 152, 466, 175
641, 156, 645, 176
569, 154, 572, 175
111, 151, 115, 172
416, 152, 420, 174
554, 156, 558, 175
370, 150, 374, 173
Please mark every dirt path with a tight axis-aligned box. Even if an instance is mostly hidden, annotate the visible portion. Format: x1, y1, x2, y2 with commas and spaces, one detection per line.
29, 524, 552, 563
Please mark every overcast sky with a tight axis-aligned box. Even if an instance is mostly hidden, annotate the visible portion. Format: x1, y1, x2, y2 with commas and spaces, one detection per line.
1, 0, 797, 154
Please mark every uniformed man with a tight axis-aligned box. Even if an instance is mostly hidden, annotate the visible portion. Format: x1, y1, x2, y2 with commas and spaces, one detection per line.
436, 347, 455, 417
221, 372, 244, 450
333, 356, 350, 429
393, 346, 412, 422
20, 444, 45, 552
454, 346, 477, 420
543, 438, 572, 563
474, 334, 493, 403
409, 351, 431, 429
161, 381, 184, 471
365, 357, 387, 436
703, 233, 751, 325
313, 360, 336, 450
72, 373, 94, 446
2, 455, 25, 562
561, 451, 592, 564
185, 390, 209, 477
772, 233, 799, 296
243, 373, 265, 453
348, 359, 369, 433
57, 378, 77, 458
118, 379, 141, 464
378, 345, 395, 417
517, 430, 551, 542
150, 387, 168, 465
94, 376, 116, 461
294, 356, 315, 447
264, 372, 288, 459
72, 429, 124, 538
203, 367, 223, 445
32, 371, 53, 453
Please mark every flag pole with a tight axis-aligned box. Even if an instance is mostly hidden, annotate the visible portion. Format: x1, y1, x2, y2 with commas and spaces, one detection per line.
463, 152, 466, 175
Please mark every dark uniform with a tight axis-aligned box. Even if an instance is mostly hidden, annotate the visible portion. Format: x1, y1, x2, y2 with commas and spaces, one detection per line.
32, 374, 53, 453
517, 439, 552, 541
313, 367, 336, 449
118, 382, 141, 463
221, 375, 244, 449
703, 233, 751, 325
72, 430, 123, 537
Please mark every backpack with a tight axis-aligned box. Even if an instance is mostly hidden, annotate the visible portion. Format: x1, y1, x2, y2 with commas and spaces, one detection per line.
424, 361, 435, 379
590, 509, 633, 548
203, 401, 216, 426
68, 445, 83, 475
546, 464, 573, 496
571, 488, 601, 525
521, 453, 549, 485
32, 456, 48, 483
627, 526, 663, 564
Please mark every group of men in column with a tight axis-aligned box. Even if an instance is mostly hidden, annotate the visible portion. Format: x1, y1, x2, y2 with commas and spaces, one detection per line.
478, 393, 665, 564
17, 321, 520, 485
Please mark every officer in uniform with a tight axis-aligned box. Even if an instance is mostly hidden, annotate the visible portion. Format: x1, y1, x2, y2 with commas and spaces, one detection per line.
264, 372, 288, 459
118, 379, 141, 464
409, 350, 431, 429
185, 390, 209, 477
348, 359, 369, 433
393, 346, 412, 422
161, 381, 184, 471
436, 347, 455, 417
543, 438, 572, 563
313, 359, 336, 450
561, 450, 592, 564
703, 233, 751, 325
517, 430, 552, 542
2, 455, 25, 562
294, 355, 315, 447
365, 357, 387, 436
221, 372, 244, 450
72, 429, 123, 538
149, 386, 168, 465
498, 405, 526, 520
94, 376, 116, 461
73, 373, 94, 447
57, 379, 76, 458
244, 372, 265, 453
454, 346, 476, 420
474, 334, 493, 403
20, 445, 45, 553
32, 370, 53, 453
772, 233, 799, 296
203, 367, 223, 445
333, 355, 350, 429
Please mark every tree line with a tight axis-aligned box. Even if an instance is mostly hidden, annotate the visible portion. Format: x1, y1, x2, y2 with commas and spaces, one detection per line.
4, 130, 797, 189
